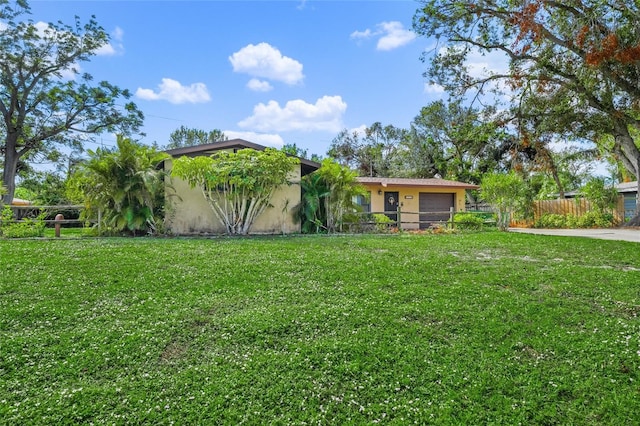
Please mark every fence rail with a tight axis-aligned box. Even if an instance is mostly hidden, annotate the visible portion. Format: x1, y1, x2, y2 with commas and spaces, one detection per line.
344, 207, 457, 232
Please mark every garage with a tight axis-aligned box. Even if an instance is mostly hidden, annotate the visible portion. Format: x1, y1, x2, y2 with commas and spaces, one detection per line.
419, 193, 454, 229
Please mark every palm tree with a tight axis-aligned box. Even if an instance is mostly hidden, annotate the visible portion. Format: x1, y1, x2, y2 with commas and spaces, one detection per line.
75, 135, 169, 235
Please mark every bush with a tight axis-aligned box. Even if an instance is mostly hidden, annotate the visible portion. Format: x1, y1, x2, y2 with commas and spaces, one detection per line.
534, 213, 567, 229
372, 213, 394, 232
534, 212, 616, 229
453, 212, 485, 230
0, 205, 46, 238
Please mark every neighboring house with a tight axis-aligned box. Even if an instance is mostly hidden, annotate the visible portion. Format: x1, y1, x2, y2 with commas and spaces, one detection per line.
616, 181, 638, 220
355, 177, 479, 229
164, 139, 319, 235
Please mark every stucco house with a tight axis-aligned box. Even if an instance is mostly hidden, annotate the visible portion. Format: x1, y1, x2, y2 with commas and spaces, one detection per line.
616, 181, 638, 221
355, 177, 479, 229
163, 139, 319, 235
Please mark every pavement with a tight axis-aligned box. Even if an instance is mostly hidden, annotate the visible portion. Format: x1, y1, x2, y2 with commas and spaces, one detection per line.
509, 227, 640, 243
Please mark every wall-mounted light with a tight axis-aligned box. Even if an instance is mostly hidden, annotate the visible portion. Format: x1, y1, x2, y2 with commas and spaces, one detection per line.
377, 190, 382, 195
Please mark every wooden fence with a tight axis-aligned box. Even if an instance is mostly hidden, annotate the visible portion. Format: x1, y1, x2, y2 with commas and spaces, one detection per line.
532, 197, 626, 224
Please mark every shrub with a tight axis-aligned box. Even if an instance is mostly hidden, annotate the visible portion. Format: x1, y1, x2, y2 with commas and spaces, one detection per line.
577, 211, 615, 228
0, 206, 46, 238
534, 213, 567, 229
453, 212, 485, 230
373, 213, 394, 232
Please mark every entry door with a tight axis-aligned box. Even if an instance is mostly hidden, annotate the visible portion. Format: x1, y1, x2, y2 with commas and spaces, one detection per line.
384, 191, 399, 222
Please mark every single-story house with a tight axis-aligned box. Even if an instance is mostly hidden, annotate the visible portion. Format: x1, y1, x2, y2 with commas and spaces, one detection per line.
355, 177, 479, 229
616, 181, 638, 220
164, 139, 319, 235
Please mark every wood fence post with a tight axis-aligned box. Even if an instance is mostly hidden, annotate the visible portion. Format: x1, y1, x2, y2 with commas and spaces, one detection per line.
449, 207, 455, 229
397, 205, 402, 231
54, 214, 64, 238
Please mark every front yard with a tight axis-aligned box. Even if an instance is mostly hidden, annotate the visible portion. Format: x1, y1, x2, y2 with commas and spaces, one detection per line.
1, 233, 639, 424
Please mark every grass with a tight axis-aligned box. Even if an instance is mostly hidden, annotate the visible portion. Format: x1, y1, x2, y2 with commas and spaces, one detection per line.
1, 232, 639, 424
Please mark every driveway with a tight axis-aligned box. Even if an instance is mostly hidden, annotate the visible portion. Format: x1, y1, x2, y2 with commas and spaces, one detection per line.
509, 227, 640, 243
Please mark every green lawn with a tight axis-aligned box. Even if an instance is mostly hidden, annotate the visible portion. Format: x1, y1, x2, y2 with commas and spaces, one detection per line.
1, 233, 639, 424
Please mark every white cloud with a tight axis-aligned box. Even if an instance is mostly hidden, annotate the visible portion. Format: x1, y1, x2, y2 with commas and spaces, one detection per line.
238, 96, 347, 133
247, 78, 273, 92
135, 78, 211, 104
377, 22, 417, 51
424, 83, 445, 95
95, 26, 125, 56
223, 130, 285, 147
229, 42, 304, 85
351, 21, 416, 51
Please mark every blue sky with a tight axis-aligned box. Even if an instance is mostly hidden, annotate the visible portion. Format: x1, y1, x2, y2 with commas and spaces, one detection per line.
27, 0, 440, 157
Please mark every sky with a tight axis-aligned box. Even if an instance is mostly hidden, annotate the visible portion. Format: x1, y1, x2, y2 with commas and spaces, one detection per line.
27, 0, 445, 158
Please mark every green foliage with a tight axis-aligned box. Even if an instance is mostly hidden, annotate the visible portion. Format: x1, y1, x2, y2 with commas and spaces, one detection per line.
2, 234, 640, 423
481, 172, 528, 231
581, 177, 619, 214
164, 126, 227, 150
0, 205, 45, 238
372, 213, 394, 232
172, 148, 299, 235
294, 172, 330, 233
453, 212, 485, 230
0, 1, 143, 203
315, 159, 367, 232
74, 135, 168, 235
413, 0, 640, 181
534, 212, 616, 229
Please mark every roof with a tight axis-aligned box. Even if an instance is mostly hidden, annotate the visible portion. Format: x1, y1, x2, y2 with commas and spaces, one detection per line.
164, 138, 320, 175
356, 177, 479, 189
616, 181, 638, 193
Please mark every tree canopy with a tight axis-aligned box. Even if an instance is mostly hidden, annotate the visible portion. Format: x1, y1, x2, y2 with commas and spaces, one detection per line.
171, 148, 299, 235
413, 0, 640, 186
164, 126, 227, 150
0, 0, 143, 204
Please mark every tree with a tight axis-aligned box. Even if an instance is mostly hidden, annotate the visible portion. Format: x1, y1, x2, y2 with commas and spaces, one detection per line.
171, 148, 299, 235
72, 135, 168, 235
406, 100, 509, 183
328, 123, 405, 177
414, 0, 640, 211
293, 172, 330, 233
480, 172, 528, 231
315, 159, 367, 233
164, 126, 227, 150
0, 0, 144, 204
281, 143, 308, 159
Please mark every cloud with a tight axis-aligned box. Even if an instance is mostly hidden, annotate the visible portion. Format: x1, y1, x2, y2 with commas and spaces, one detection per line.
424, 83, 445, 95
229, 42, 304, 85
223, 130, 285, 147
238, 96, 347, 133
247, 78, 273, 92
95, 26, 125, 56
351, 21, 416, 51
136, 78, 211, 104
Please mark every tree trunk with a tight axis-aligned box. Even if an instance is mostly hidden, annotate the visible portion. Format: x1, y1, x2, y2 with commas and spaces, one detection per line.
1, 134, 20, 205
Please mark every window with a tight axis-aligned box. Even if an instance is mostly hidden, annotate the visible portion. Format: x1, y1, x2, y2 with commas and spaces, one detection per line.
354, 192, 371, 212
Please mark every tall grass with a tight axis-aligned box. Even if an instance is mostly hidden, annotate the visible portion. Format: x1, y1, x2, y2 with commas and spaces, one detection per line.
1, 233, 639, 424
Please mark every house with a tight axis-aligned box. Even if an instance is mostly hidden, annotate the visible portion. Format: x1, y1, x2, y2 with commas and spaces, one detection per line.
616, 181, 638, 220
163, 139, 319, 235
355, 177, 479, 229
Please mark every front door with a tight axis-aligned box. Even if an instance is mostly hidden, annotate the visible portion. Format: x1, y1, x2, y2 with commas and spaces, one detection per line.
384, 191, 399, 223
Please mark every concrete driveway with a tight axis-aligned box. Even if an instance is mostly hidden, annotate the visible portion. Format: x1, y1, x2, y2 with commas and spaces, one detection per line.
509, 227, 640, 243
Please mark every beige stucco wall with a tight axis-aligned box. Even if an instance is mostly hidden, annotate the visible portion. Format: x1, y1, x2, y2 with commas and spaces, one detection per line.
362, 184, 468, 230
164, 159, 301, 235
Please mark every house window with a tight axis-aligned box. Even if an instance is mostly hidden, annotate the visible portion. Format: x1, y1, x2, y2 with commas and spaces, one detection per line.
354, 192, 371, 212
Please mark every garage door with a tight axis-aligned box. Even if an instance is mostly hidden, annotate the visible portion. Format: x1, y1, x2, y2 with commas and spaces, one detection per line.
419, 193, 454, 229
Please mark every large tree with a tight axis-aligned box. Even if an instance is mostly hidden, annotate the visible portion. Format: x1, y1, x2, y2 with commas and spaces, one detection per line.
414, 0, 640, 210
0, 0, 143, 204
328, 122, 405, 177
171, 148, 299, 235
